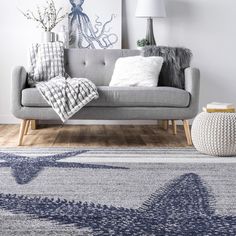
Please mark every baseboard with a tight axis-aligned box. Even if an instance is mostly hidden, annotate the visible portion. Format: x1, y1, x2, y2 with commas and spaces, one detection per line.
0, 115, 20, 124
0, 115, 158, 125
0, 115, 191, 125
44, 120, 159, 125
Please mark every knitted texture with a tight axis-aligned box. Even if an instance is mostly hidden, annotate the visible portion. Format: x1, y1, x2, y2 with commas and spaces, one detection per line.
28, 42, 66, 87
192, 112, 236, 157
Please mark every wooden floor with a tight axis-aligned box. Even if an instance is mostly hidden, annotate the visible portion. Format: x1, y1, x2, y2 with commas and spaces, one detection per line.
0, 124, 189, 147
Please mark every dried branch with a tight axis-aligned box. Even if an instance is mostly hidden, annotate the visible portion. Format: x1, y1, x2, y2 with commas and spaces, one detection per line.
19, 0, 68, 32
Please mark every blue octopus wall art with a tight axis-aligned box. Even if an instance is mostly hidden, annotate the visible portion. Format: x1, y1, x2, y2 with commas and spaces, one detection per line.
69, 0, 119, 49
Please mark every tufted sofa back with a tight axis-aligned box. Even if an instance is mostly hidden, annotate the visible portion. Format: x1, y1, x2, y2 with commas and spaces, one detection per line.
64, 49, 140, 86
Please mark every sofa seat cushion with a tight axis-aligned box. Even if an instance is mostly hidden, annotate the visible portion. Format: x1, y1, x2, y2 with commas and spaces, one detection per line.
21, 86, 190, 108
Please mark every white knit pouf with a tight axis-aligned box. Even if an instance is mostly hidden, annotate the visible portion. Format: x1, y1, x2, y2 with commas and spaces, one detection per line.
192, 112, 236, 156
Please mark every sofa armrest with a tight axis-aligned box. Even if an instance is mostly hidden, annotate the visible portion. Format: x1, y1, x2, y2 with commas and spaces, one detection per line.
185, 67, 200, 116
11, 66, 28, 117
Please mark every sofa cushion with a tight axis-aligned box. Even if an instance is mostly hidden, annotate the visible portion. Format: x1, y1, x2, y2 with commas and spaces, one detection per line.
65, 49, 140, 86
22, 87, 190, 108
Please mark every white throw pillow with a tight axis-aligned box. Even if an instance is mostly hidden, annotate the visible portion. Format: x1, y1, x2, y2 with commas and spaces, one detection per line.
109, 56, 163, 87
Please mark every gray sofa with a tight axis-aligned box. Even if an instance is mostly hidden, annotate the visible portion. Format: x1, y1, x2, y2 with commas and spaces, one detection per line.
12, 49, 200, 146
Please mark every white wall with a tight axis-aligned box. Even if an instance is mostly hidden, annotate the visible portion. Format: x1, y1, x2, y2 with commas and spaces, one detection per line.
124, 0, 236, 108
0, 0, 236, 124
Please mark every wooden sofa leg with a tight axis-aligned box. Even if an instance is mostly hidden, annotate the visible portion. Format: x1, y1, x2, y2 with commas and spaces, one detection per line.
18, 120, 28, 146
171, 120, 177, 135
31, 120, 37, 130
24, 120, 30, 135
162, 120, 169, 130
183, 120, 192, 146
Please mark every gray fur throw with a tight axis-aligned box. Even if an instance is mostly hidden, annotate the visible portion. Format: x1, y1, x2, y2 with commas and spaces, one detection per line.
142, 46, 192, 89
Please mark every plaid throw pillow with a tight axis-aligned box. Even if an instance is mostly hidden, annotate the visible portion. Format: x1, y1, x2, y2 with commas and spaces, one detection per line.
28, 42, 66, 87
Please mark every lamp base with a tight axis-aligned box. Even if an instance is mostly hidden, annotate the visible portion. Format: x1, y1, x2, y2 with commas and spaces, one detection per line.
146, 18, 156, 46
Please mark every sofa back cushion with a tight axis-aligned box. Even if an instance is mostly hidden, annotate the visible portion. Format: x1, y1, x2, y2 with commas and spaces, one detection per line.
64, 49, 140, 86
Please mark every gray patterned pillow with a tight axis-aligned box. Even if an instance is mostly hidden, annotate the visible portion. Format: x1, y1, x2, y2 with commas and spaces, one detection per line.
28, 42, 65, 87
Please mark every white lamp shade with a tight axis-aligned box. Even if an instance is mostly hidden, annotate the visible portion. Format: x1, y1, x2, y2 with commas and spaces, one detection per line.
136, 0, 166, 18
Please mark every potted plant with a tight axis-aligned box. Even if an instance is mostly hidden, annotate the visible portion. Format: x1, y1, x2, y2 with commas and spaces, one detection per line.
20, 0, 68, 43
137, 39, 150, 50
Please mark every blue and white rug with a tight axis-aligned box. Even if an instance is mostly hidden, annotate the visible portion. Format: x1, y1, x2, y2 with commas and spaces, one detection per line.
0, 148, 236, 235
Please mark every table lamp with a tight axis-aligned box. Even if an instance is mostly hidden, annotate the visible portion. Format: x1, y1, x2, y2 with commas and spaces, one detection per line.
136, 0, 166, 45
